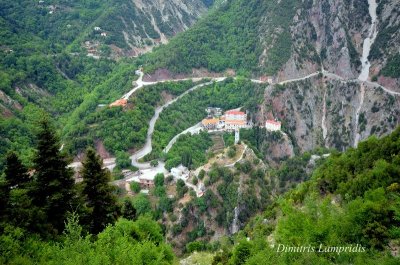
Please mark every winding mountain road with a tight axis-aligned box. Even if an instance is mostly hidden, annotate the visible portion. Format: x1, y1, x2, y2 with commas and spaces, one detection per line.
163, 122, 203, 153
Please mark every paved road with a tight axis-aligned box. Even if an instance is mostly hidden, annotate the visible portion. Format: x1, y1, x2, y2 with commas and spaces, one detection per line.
163, 122, 203, 153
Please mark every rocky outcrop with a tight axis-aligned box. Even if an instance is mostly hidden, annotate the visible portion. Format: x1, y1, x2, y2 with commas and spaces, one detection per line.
262, 76, 400, 153
105, 0, 211, 56
260, 0, 373, 81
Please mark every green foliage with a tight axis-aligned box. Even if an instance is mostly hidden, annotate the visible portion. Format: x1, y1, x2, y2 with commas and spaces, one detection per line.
31, 119, 77, 235
198, 169, 206, 180
231, 240, 252, 265
65, 80, 201, 156
186, 240, 208, 253
121, 198, 137, 221
145, 0, 266, 74
80, 148, 119, 234
315, 129, 400, 199
369, 23, 398, 62
4, 152, 30, 188
132, 194, 152, 216
176, 179, 188, 198
227, 146, 237, 158
150, 160, 159, 167
165, 132, 212, 170
380, 53, 400, 78
1, 152, 34, 231
144, 0, 298, 75
0, 217, 175, 264
130, 182, 141, 193
223, 132, 235, 147
154, 173, 165, 187
115, 151, 133, 170
0, 104, 46, 170
223, 127, 400, 264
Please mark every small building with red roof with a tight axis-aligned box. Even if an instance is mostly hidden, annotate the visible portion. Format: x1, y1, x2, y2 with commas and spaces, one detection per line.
265, 119, 281, 131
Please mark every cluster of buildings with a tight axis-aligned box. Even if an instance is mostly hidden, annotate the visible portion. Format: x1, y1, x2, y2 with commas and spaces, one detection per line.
201, 107, 282, 133
201, 108, 252, 131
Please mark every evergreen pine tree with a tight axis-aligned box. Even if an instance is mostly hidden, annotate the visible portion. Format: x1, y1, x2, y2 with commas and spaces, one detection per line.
1, 152, 32, 227
81, 148, 119, 234
121, 198, 137, 221
4, 152, 30, 188
0, 177, 9, 224
31, 119, 76, 235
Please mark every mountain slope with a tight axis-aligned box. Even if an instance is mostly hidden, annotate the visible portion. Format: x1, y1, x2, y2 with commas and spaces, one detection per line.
260, 76, 399, 154
144, 0, 399, 84
207, 126, 400, 264
0, 0, 213, 57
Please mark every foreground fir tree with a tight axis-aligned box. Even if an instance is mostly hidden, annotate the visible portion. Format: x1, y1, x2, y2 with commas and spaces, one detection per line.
81, 148, 119, 234
31, 119, 76, 235
4, 152, 30, 189
1, 152, 33, 228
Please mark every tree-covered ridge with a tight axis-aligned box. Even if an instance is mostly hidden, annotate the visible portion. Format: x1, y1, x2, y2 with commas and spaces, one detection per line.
63, 79, 205, 155
142, 0, 304, 76
210, 127, 400, 264
143, 0, 267, 75
0, 57, 136, 169
0, 0, 210, 54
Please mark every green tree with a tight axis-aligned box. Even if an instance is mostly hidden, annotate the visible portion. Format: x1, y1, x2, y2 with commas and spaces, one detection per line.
4, 152, 30, 188
227, 146, 237, 158
154, 173, 164, 187
121, 198, 137, 221
150, 160, 159, 167
1, 152, 35, 230
198, 169, 206, 180
130, 182, 141, 193
232, 240, 252, 265
132, 193, 152, 216
0, 177, 8, 222
31, 119, 76, 235
81, 148, 119, 234
176, 179, 188, 198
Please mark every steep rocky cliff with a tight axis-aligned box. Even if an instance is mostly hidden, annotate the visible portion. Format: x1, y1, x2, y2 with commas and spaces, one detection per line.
102, 0, 212, 57
262, 75, 400, 154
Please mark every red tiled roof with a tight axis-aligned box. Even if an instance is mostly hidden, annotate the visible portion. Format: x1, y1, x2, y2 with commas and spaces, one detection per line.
226, 110, 245, 115
266, 119, 281, 126
226, 120, 246, 125
202, 118, 219, 125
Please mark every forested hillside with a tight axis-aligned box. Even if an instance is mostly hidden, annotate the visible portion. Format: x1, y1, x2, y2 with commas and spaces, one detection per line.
0, 0, 215, 168
200, 127, 400, 264
0, 0, 213, 56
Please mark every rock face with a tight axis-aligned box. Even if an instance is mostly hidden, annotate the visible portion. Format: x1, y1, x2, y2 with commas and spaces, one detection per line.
262, 76, 400, 154
259, 0, 399, 83
114, 0, 211, 56
255, 0, 400, 155
260, 0, 370, 81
